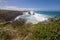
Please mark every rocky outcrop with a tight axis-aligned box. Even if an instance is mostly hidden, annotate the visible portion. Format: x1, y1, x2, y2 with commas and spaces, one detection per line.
0, 10, 24, 21
48, 15, 60, 22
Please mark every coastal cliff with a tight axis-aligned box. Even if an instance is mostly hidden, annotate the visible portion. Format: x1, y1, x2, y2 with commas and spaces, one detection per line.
0, 10, 27, 22
0, 10, 60, 40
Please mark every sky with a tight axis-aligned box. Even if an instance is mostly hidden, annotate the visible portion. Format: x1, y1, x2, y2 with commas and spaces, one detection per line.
0, 0, 60, 11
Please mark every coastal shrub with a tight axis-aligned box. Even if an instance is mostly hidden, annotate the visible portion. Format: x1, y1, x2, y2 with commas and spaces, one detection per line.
32, 20, 60, 40
0, 31, 11, 40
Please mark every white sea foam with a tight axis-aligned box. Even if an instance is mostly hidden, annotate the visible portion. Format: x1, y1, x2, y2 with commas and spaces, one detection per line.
14, 11, 50, 24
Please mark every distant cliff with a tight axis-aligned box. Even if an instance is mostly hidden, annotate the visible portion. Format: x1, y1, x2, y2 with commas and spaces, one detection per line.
0, 10, 26, 22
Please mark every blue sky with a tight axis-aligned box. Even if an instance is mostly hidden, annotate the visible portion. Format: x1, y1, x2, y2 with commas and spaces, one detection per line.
0, 0, 60, 11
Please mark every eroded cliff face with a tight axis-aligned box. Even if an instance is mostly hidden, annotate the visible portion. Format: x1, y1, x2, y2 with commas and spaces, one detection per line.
0, 10, 24, 22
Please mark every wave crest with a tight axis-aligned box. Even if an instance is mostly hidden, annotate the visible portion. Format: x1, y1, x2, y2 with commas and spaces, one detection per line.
14, 11, 50, 24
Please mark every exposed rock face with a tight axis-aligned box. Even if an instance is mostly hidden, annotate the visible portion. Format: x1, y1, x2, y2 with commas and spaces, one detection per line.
0, 10, 24, 21
28, 11, 35, 15
0, 10, 36, 22
48, 15, 60, 22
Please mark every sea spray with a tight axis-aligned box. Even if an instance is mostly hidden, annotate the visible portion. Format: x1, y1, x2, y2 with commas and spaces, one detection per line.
14, 11, 50, 24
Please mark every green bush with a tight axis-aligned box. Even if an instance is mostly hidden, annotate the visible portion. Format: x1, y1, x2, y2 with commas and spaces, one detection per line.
32, 21, 60, 40
0, 31, 11, 40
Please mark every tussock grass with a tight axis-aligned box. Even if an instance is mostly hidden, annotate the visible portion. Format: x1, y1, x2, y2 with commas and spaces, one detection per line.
0, 15, 60, 40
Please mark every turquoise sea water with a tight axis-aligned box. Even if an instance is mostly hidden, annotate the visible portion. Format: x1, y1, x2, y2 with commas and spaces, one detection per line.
35, 11, 60, 16
14, 11, 60, 24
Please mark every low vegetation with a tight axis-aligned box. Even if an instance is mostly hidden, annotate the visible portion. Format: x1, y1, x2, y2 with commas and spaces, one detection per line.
32, 19, 60, 40
0, 12, 60, 40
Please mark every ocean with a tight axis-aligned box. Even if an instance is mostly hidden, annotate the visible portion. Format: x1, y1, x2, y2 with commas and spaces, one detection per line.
35, 11, 60, 16
14, 11, 60, 24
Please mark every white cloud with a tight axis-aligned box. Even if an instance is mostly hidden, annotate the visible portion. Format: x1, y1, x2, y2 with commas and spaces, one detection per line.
0, 6, 40, 11
0, 6, 20, 10
0, 0, 40, 11
0, 0, 7, 6
0, 0, 7, 2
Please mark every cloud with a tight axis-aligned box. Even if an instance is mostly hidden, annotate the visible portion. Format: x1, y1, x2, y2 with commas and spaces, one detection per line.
0, 0, 40, 11
0, 0, 2, 2
0, 6, 40, 11
0, 6, 19, 10
0, 0, 7, 2
0, 0, 7, 6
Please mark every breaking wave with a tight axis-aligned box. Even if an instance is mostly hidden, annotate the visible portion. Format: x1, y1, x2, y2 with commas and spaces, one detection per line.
14, 11, 50, 24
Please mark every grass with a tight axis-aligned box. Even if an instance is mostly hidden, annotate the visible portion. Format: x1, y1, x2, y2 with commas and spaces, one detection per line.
0, 15, 60, 40
0, 31, 11, 40
32, 19, 60, 40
